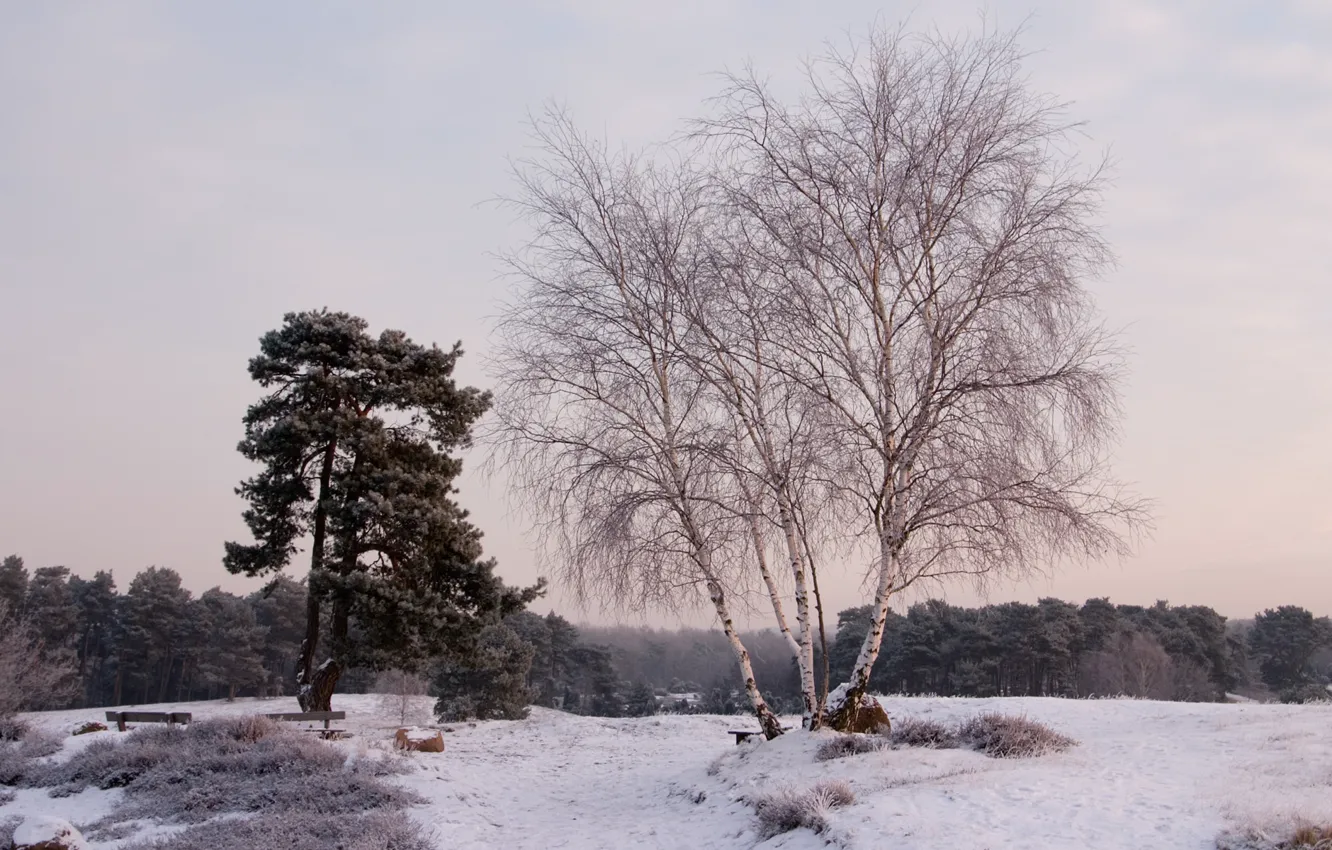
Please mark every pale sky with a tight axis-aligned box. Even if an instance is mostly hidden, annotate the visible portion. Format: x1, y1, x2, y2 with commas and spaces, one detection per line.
1, 1, 1329, 626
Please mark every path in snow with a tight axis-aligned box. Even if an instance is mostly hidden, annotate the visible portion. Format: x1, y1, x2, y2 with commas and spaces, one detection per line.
12, 695, 1332, 850
399, 709, 755, 850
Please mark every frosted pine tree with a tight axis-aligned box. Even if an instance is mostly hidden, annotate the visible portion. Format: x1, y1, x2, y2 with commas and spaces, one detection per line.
224, 310, 542, 711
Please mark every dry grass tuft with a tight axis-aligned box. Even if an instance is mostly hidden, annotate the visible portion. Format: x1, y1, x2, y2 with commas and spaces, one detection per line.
955, 713, 1076, 758
890, 716, 960, 749
816, 733, 890, 762
751, 779, 855, 838
0, 716, 30, 743
1219, 822, 1332, 850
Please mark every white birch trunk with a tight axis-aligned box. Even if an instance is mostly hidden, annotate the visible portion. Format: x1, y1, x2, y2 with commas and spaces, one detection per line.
778, 496, 819, 729
700, 550, 784, 739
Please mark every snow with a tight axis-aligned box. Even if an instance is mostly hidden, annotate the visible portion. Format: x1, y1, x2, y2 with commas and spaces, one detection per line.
5, 694, 1332, 849
825, 681, 851, 715
13, 815, 89, 849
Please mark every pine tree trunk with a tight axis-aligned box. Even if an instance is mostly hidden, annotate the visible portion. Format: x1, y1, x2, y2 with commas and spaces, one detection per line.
307, 591, 351, 712
297, 440, 337, 711
306, 659, 343, 712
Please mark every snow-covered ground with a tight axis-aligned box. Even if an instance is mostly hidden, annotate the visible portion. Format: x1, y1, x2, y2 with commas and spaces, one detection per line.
6, 694, 1332, 849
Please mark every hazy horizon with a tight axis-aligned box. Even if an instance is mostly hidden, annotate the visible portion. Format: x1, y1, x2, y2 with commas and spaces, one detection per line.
2, 1, 1328, 626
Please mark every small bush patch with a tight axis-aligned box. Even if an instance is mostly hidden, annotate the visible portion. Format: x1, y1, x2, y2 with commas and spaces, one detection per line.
816, 733, 889, 761
116, 810, 434, 850
0, 716, 30, 743
890, 717, 959, 749
18, 731, 62, 759
8, 714, 428, 848
1218, 823, 1332, 850
956, 713, 1075, 758
751, 780, 855, 838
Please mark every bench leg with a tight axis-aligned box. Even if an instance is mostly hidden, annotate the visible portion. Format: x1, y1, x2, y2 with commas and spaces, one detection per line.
116, 715, 126, 733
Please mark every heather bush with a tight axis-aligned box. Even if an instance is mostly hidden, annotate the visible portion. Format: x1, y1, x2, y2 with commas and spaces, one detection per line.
189, 714, 282, 744
0, 715, 30, 743
956, 713, 1075, 758
0, 744, 24, 786
815, 733, 889, 762
1279, 685, 1332, 705
890, 717, 960, 749
1218, 822, 1332, 849
0, 732, 61, 786
14, 714, 423, 845
18, 730, 63, 759
751, 780, 855, 838
116, 810, 434, 850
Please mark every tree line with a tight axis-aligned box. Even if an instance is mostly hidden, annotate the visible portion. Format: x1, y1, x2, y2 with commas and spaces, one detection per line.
570, 600, 1332, 712
13, 544, 1327, 718
1, 556, 306, 708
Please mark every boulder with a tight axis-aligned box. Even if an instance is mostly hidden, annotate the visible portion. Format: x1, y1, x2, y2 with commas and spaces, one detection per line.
827, 692, 891, 735
11, 816, 88, 850
393, 728, 445, 753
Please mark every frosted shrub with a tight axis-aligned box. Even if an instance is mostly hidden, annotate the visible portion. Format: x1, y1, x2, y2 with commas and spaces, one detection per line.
189, 715, 281, 744
956, 713, 1075, 758
890, 717, 960, 749
815, 733, 889, 762
1217, 821, 1332, 850
2, 733, 77, 788
751, 780, 855, 838
17, 716, 426, 847
0, 744, 25, 786
117, 810, 434, 850
18, 730, 63, 759
373, 669, 431, 727
0, 716, 29, 743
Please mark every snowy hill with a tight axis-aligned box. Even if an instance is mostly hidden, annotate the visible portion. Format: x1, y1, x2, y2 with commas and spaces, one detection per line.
5, 694, 1332, 849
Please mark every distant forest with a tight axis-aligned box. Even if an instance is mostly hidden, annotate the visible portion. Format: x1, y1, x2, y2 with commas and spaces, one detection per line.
3, 554, 1330, 714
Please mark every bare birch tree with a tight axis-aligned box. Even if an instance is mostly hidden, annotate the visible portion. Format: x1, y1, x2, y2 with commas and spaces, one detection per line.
681, 232, 836, 728
489, 113, 785, 738
0, 600, 79, 722
697, 24, 1149, 730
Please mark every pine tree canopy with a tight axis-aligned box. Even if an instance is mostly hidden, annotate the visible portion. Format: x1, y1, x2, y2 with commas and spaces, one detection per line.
223, 309, 542, 709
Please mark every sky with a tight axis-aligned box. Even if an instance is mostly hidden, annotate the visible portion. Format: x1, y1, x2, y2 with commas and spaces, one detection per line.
1, 0, 1329, 627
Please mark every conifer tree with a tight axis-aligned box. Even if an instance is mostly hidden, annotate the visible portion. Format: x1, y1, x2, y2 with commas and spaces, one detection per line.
24, 566, 79, 649
433, 623, 535, 721
70, 571, 118, 705
0, 555, 27, 613
117, 566, 192, 705
248, 575, 307, 696
196, 588, 268, 700
225, 310, 540, 710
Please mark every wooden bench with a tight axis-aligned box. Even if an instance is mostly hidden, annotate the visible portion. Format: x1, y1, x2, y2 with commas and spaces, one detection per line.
264, 711, 347, 739
105, 711, 192, 732
728, 726, 794, 745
